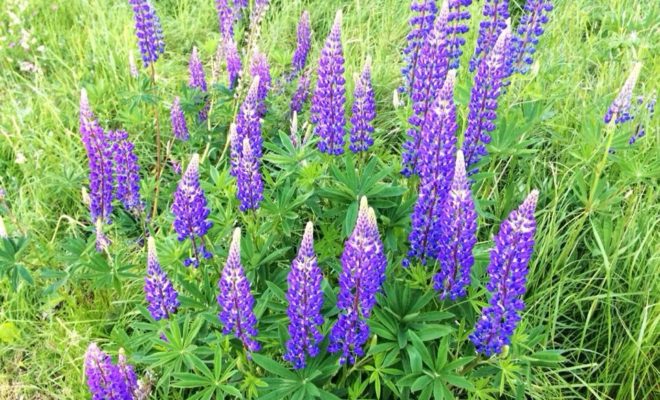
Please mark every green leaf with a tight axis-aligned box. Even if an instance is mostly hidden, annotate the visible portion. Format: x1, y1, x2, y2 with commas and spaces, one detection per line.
251, 353, 298, 379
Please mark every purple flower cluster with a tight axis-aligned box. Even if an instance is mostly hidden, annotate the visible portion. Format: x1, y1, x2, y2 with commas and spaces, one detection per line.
292, 10, 312, 75
311, 10, 346, 155
231, 77, 263, 176
401, 0, 438, 94
402, 2, 450, 176
630, 93, 656, 144
405, 72, 457, 266
225, 38, 242, 89
189, 47, 209, 122
170, 96, 189, 141
171, 154, 213, 267
110, 130, 142, 214
469, 0, 509, 72
329, 197, 387, 365
85, 343, 137, 400
349, 60, 376, 153
128, 0, 165, 68
462, 27, 512, 172
215, 0, 234, 39
217, 228, 260, 353
249, 50, 271, 117
290, 70, 311, 115
235, 137, 264, 211
511, 0, 553, 74
446, 0, 472, 69
284, 222, 324, 369
433, 150, 477, 300
144, 237, 179, 321
604, 62, 642, 125
470, 190, 539, 356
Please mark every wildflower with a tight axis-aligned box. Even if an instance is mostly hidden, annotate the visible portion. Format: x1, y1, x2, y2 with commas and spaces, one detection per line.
291, 10, 312, 75
231, 77, 263, 176
144, 237, 179, 320
235, 137, 264, 212
110, 130, 143, 214
405, 72, 457, 266
117, 349, 138, 398
284, 222, 324, 369
311, 10, 346, 155
470, 190, 539, 356
329, 197, 387, 365
511, 0, 553, 74
446, 0, 472, 69
189, 47, 209, 122
217, 228, 260, 353
171, 154, 213, 267
462, 27, 512, 172
349, 58, 376, 153
215, 0, 234, 39
249, 49, 271, 117
290, 69, 311, 115
604, 62, 642, 125
128, 0, 165, 68
170, 96, 189, 141
433, 150, 477, 300
84, 343, 135, 400
469, 0, 509, 72
629, 93, 656, 144
225, 37, 242, 89
402, 1, 450, 176
401, 0, 438, 94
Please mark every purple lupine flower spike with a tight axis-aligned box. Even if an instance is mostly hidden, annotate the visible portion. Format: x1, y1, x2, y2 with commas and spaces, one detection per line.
469, 0, 509, 72
291, 10, 312, 75
225, 37, 242, 89
349, 58, 376, 153
284, 222, 324, 369
217, 228, 260, 353
189, 47, 209, 122
402, 1, 451, 176
604, 62, 642, 125
405, 71, 457, 266
290, 69, 311, 115
401, 0, 438, 94
117, 349, 138, 398
84, 343, 134, 400
111, 130, 143, 214
433, 150, 477, 300
249, 49, 271, 117
329, 197, 387, 365
511, 0, 552, 75
231, 77, 263, 176
170, 96, 189, 141
446, 0, 472, 69
171, 154, 213, 267
128, 0, 165, 68
470, 189, 539, 356
235, 137, 264, 212
215, 0, 234, 39
462, 26, 512, 173
145, 236, 179, 320
311, 10, 347, 155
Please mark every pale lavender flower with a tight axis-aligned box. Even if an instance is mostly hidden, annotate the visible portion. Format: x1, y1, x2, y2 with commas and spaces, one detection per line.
110, 130, 143, 213
170, 96, 189, 141
189, 47, 209, 122
604, 62, 642, 125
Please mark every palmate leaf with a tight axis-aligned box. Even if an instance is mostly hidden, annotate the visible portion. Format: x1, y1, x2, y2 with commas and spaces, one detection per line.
0, 236, 32, 290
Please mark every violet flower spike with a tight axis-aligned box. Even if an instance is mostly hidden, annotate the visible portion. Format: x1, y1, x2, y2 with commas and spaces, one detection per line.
462, 27, 512, 173
217, 228, 260, 353
329, 197, 387, 365
284, 222, 324, 369
401, 0, 438, 94
249, 49, 271, 117
117, 349, 138, 398
291, 10, 312, 75
145, 236, 180, 321
445, 0, 472, 69
171, 154, 213, 267
349, 58, 376, 153
290, 69, 311, 115
189, 47, 209, 122
225, 37, 242, 89
311, 10, 346, 155
511, 0, 552, 75
433, 150, 477, 300
604, 62, 642, 125
231, 77, 263, 176
170, 96, 189, 141
111, 130, 143, 214
84, 343, 135, 400
470, 190, 539, 356
405, 72, 458, 266
128, 0, 165, 68
469, 0, 509, 72
402, 1, 451, 176
235, 137, 264, 212
215, 0, 234, 39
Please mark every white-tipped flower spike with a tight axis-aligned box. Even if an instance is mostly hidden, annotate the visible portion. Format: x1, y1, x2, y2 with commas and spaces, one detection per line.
95, 218, 110, 252
0, 215, 7, 238
604, 62, 643, 125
